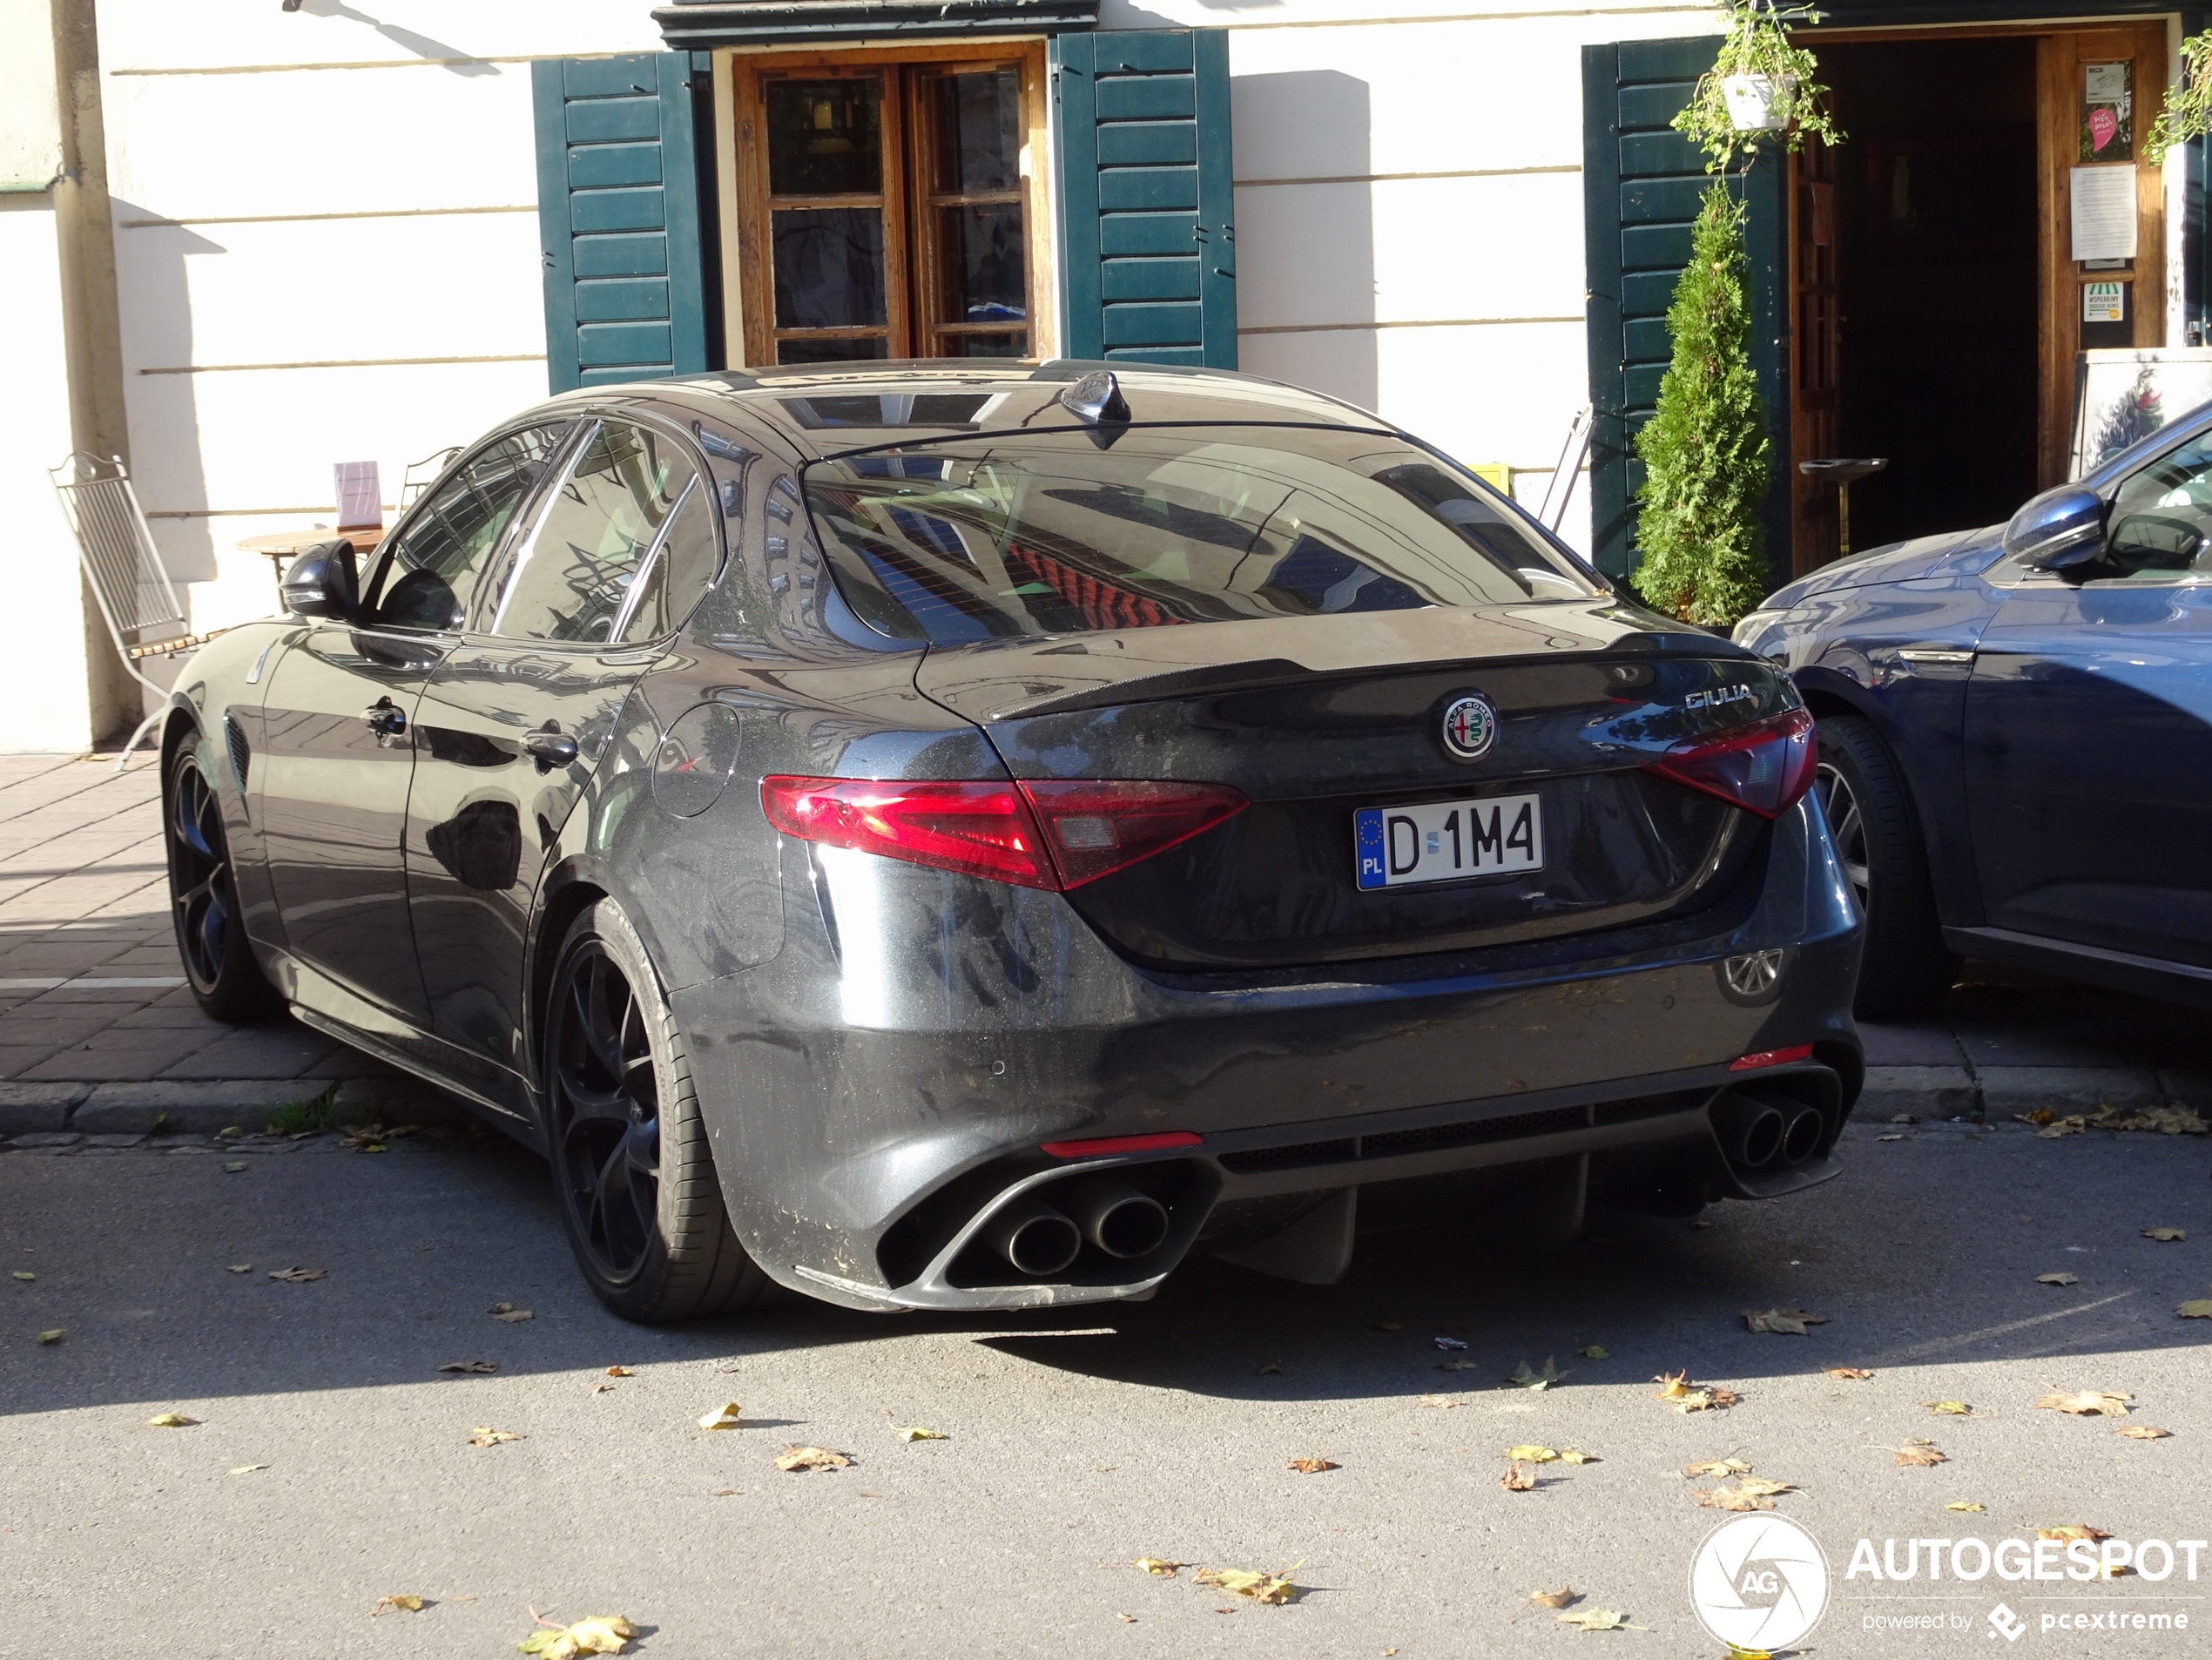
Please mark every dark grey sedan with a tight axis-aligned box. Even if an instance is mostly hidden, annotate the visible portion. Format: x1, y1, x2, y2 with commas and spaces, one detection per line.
162, 362, 1862, 1321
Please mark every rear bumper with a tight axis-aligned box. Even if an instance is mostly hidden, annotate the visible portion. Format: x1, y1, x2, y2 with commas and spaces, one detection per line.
670, 793, 1862, 1312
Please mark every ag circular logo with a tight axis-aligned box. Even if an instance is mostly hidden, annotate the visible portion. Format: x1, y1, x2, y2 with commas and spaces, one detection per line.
1689, 1514, 1830, 1651
1439, 693, 1498, 760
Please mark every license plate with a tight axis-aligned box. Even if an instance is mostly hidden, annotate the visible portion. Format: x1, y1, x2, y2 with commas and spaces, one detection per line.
1353, 793, 1544, 890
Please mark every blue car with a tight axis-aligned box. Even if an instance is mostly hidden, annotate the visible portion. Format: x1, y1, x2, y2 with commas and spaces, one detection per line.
1735, 404, 2212, 1018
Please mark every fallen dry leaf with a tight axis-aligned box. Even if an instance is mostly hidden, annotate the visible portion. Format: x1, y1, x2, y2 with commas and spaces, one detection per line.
1736, 1476, 1794, 1497
1134, 1558, 1183, 1577
1575, 1344, 1609, 1360
372, 1595, 425, 1616
1743, 1306, 1829, 1336
10, 1271, 33, 1283
1530, 1587, 1579, 1609
267, 1267, 326, 1284
1195, 1564, 1298, 1604
698, 1402, 744, 1432
1924, 1400, 1974, 1415
1558, 1447, 1596, 1464
145, 1412, 197, 1428
1500, 1461, 1536, 1491
1115, 1612, 1136, 1623
1946, 1501, 1986, 1513
226, 1264, 251, 1274
221, 1161, 248, 1173
2037, 1272, 2080, 1287
1693, 1484, 1775, 1511
2142, 1228, 2187, 1242
1891, 1113, 1919, 1124
438, 1360, 498, 1374
1506, 1356, 1567, 1390
467, 1427, 523, 1447
775, 1444, 851, 1472
35, 1329, 64, 1346
489, 1302, 513, 1314
2115, 1424, 2171, 1440
1435, 1357, 1477, 1373
492, 1310, 534, 1324
1876, 1133, 1905, 1142
2040, 1524, 2111, 1542
517, 1614, 637, 1657
2177, 1300, 2212, 1319
1894, 1441, 1948, 1467
2037, 1390, 2133, 1416
228, 1464, 267, 1475
604, 1366, 633, 1377
1507, 1445, 1561, 1463
890, 1424, 947, 1441
1654, 1371, 1738, 1412
1828, 1366, 1874, 1380
1685, 1457, 1752, 1477
1287, 1457, 1339, 1474
1416, 1393, 1460, 1409
1555, 1607, 1628, 1632
2094, 1103, 2209, 1136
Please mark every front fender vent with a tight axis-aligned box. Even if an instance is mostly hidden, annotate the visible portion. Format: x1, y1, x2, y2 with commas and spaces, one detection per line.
222, 713, 251, 793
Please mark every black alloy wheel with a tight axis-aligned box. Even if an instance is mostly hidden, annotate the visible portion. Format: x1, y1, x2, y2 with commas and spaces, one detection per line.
543, 901, 776, 1321
165, 744, 279, 1022
1812, 714, 1960, 1019
550, 941, 662, 1285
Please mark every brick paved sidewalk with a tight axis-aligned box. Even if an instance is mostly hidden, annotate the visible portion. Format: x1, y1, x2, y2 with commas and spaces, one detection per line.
0, 754, 376, 1087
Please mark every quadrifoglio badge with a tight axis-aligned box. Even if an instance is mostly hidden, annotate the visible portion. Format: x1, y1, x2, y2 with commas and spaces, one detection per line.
1691, 1519, 2208, 1648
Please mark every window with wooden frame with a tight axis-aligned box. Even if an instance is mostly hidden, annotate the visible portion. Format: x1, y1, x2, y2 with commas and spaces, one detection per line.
722, 45, 1052, 367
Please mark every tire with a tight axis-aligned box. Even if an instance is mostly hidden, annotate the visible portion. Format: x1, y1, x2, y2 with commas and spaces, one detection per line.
1813, 714, 1960, 1019
543, 899, 777, 1322
165, 742, 282, 1023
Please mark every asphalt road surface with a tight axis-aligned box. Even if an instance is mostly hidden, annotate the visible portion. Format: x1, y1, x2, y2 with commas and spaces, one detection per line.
5, 1117, 2209, 1659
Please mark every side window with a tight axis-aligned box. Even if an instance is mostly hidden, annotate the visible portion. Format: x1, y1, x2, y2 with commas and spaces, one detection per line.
2104, 432, 2212, 578
491, 422, 703, 644
368, 425, 569, 631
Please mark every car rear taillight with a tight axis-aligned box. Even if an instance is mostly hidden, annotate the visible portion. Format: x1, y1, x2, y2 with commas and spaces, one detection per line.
760, 777, 1248, 892
1642, 707, 1817, 820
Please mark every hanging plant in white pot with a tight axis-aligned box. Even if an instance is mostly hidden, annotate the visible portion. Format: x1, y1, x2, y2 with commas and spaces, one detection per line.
1675, 0, 1842, 172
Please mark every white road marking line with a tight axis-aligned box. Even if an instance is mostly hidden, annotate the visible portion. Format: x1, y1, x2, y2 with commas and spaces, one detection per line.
0, 975, 188, 990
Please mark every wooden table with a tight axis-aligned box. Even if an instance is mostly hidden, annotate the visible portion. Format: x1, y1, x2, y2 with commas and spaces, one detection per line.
238, 526, 385, 603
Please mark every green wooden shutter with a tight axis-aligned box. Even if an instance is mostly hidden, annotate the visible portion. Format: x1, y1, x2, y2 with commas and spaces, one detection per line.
1050, 30, 1237, 368
533, 53, 709, 393
1581, 39, 1789, 586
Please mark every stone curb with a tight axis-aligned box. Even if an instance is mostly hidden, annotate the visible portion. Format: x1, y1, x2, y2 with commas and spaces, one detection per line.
60, 1077, 474, 1137
0, 1083, 94, 1137
1858, 1063, 2185, 1122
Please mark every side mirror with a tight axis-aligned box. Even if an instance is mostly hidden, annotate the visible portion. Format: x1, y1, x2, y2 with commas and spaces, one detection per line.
280, 539, 360, 620
2002, 485, 2106, 570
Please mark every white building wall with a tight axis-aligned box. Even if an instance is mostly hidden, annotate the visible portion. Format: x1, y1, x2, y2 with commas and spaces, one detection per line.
2, 0, 101, 753
91, 0, 1729, 649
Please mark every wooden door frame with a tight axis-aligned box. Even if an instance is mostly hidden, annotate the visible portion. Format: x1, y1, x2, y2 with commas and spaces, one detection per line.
714, 41, 1054, 369
1789, 16, 2177, 544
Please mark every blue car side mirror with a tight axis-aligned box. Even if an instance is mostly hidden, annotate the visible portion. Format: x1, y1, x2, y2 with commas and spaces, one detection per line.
2002, 485, 2107, 570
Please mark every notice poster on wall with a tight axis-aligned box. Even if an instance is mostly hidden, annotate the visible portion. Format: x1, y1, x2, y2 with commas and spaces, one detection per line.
2070, 165, 2138, 261
2081, 60, 2134, 160
2082, 282, 2126, 324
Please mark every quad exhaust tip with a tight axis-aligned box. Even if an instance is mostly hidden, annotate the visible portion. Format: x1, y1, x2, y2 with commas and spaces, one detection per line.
1064, 1176, 1171, 1260
987, 1198, 1082, 1279
1780, 1104, 1824, 1164
1713, 1091, 1787, 1170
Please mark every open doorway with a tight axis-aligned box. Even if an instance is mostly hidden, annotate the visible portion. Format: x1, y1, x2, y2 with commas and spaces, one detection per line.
1787, 23, 2170, 575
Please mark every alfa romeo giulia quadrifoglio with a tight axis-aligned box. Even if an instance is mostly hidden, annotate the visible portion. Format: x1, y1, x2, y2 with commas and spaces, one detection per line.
160, 361, 1862, 1321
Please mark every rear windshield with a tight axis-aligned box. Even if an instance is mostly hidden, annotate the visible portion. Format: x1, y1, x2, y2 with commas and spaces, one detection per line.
803, 427, 1599, 643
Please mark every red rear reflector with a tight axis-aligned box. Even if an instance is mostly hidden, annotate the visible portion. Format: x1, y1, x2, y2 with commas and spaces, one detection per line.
1020, 779, 1248, 888
761, 776, 1247, 891
1041, 1130, 1204, 1158
1644, 706, 1817, 820
1730, 1043, 1814, 1071
759, 777, 1056, 889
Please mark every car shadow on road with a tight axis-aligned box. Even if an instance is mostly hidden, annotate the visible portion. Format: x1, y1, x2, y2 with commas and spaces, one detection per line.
3, 1118, 2207, 1416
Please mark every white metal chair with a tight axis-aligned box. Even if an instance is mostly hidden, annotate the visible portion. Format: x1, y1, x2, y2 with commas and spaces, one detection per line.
48, 453, 226, 772
400, 445, 462, 509
1537, 404, 1595, 533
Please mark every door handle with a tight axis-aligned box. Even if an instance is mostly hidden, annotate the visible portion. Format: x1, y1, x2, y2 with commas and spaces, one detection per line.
522, 725, 579, 773
360, 698, 407, 738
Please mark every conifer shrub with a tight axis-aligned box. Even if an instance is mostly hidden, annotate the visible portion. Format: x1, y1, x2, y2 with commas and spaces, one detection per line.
1630, 182, 1772, 628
